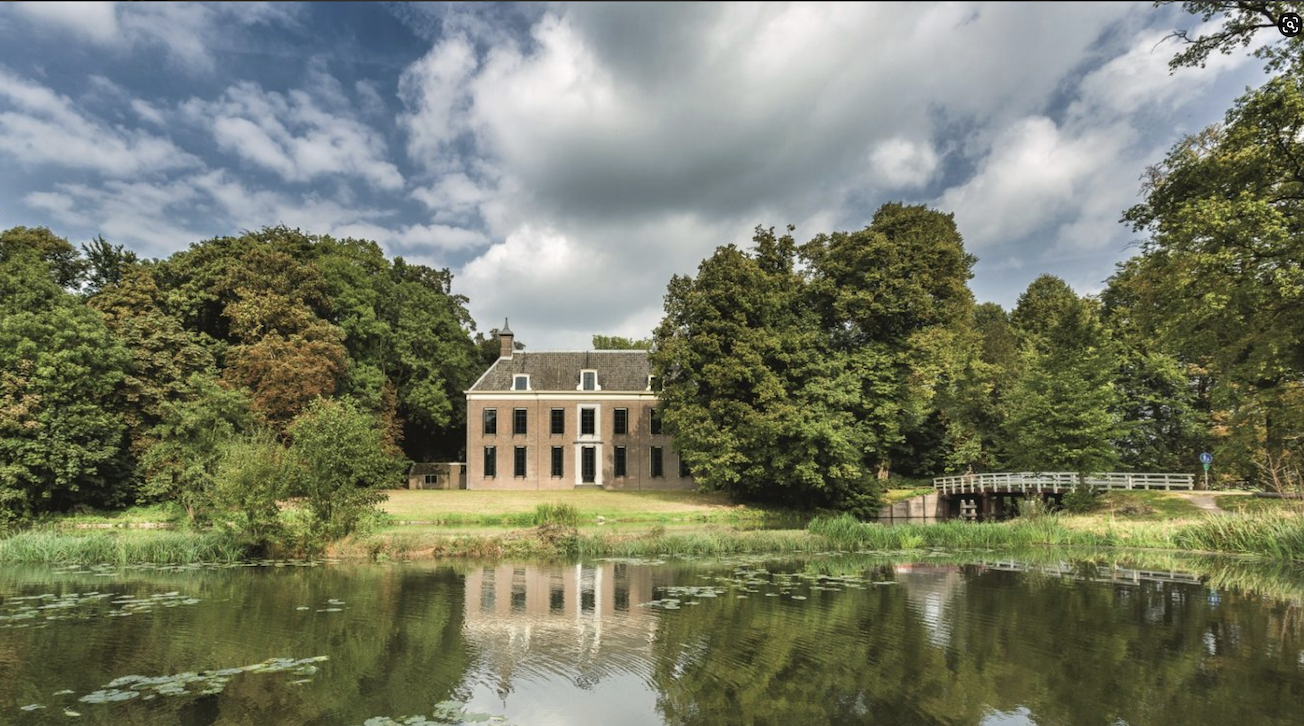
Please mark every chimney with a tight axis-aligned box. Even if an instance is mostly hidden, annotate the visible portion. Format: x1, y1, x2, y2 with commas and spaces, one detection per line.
498, 318, 515, 359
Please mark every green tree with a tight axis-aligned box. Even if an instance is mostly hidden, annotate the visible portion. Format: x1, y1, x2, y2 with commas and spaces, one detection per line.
1119, 69, 1304, 484
0, 226, 87, 289
210, 428, 290, 552
156, 228, 477, 459
801, 203, 978, 479
592, 334, 653, 350
287, 397, 402, 542
0, 245, 130, 518
652, 227, 875, 514
81, 235, 139, 296
1101, 260, 1210, 471
139, 374, 255, 519
89, 267, 216, 461
1003, 276, 1122, 472
1159, 1, 1304, 74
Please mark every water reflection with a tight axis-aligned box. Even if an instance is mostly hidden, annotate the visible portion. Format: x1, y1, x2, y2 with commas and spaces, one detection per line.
1, 553, 1303, 725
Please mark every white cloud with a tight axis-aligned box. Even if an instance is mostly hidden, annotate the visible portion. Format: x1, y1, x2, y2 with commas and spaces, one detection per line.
200, 81, 403, 190
398, 35, 477, 169
11, 2, 119, 44
0, 68, 200, 176
936, 117, 1130, 249
9, 2, 298, 72
868, 138, 940, 190
25, 178, 204, 255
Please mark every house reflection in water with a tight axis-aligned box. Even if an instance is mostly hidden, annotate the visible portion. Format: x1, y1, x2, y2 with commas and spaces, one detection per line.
461, 562, 666, 695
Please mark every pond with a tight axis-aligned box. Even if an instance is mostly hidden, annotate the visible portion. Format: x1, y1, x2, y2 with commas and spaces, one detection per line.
2, 551, 1302, 725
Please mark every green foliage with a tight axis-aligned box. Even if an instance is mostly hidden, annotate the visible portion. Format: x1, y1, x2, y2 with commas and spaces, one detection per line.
89, 267, 217, 461
287, 398, 403, 544
0, 248, 131, 520
0, 225, 87, 289
1160, 1, 1304, 74
533, 502, 581, 527
156, 228, 477, 459
652, 226, 878, 515
210, 428, 291, 551
591, 334, 653, 350
1061, 485, 1100, 514
1116, 67, 1304, 484
1002, 277, 1122, 472
81, 235, 139, 296
803, 203, 979, 479
140, 374, 255, 519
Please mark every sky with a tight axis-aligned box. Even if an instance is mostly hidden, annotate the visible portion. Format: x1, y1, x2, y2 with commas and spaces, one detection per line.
0, 2, 1272, 349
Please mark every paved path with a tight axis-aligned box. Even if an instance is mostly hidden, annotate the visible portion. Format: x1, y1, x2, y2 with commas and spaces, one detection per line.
1186, 494, 1221, 512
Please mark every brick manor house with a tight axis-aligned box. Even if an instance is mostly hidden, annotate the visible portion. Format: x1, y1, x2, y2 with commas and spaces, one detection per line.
464, 321, 694, 490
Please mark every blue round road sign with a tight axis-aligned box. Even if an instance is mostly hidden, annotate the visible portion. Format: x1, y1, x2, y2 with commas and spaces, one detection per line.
1199, 452, 1213, 465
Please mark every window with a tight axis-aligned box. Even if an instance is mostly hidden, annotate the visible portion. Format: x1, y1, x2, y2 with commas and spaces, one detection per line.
614, 446, 627, 477
513, 374, 530, 391
514, 446, 527, 477
648, 375, 661, 392
424, 474, 438, 486
483, 446, 497, 478
614, 408, 628, 435
580, 370, 598, 391
483, 408, 497, 435
513, 408, 527, 435
550, 408, 565, 435
581, 407, 596, 436
650, 408, 663, 435
581, 446, 596, 483
678, 456, 691, 478
551, 446, 564, 477
651, 446, 664, 477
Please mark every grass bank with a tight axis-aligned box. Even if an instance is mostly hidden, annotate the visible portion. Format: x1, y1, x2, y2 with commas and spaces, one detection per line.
0, 530, 246, 565
378, 489, 777, 526
341, 510, 1304, 563
9, 494, 1304, 566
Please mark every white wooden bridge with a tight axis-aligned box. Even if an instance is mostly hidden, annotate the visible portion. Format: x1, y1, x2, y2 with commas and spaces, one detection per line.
932, 471, 1195, 496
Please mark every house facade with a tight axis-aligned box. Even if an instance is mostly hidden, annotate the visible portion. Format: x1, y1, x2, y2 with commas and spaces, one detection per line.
464, 323, 693, 490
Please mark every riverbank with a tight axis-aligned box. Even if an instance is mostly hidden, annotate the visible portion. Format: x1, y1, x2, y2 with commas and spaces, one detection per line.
335, 510, 1304, 561
4, 490, 1302, 565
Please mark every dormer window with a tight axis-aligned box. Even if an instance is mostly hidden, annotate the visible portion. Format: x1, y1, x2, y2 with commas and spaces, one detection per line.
647, 375, 660, 391
579, 370, 598, 391
513, 375, 530, 391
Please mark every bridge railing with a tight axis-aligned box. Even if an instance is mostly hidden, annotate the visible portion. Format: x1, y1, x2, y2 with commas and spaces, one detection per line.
933, 471, 1195, 495
1082, 472, 1194, 490
933, 472, 1078, 495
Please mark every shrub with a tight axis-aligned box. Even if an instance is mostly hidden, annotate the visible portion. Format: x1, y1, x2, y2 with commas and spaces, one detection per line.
533, 502, 581, 527
1061, 484, 1099, 514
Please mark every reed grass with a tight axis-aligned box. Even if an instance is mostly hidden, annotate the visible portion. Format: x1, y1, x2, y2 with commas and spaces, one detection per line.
533, 502, 582, 528
0, 530, 248, 564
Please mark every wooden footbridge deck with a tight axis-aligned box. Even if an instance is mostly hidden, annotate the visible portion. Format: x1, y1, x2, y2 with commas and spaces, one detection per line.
933, 471, 1194, 495
927, 471, 1195, 521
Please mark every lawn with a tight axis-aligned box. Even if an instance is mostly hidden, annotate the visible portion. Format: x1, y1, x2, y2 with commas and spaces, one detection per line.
1213, 492, 1303, 515
378, 488, 772, 526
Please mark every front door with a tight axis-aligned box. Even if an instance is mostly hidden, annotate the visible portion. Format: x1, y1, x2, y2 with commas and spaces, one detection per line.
581, 446, 596, 483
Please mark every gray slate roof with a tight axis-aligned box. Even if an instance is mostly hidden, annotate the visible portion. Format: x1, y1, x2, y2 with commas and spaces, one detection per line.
470, 351, 651, 392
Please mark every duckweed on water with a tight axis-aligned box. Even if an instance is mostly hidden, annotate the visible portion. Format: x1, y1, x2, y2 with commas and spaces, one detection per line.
74, 656, 328, 705
1, 590, 202, 628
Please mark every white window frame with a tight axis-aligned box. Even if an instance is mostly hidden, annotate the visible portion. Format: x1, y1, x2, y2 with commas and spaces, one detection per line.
513, 374, 530, 391
578, 369, 600, 391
